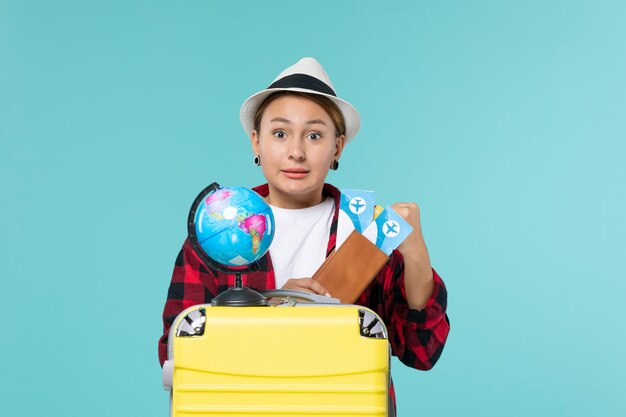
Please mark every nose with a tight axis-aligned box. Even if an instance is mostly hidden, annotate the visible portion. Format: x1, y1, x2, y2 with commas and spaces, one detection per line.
287, 138, 305, 161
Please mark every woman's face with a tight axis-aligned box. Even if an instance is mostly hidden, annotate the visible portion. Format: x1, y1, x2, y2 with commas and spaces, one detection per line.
251, 95, 345, 209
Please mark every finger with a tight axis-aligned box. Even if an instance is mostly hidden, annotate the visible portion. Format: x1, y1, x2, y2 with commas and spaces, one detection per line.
391, 202, 421, 225
281, 279, 306, 293
282, 279, 315, 294
305, 279, 330, 296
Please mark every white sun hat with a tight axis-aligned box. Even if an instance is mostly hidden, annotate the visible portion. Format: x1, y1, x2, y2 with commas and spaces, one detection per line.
239, 57, 361, 143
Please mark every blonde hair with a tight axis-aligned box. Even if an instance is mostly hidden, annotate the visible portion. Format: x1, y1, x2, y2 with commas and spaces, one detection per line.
253, 91, 346, 137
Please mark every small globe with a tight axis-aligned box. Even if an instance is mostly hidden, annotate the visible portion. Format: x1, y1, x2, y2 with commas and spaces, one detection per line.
193, 186, 274, 267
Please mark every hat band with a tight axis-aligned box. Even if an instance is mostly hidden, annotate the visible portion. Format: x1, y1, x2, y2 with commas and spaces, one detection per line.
267, 74, 336, 97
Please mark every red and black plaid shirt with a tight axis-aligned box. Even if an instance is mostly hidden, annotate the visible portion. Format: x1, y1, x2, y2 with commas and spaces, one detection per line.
159, 183, 450, 407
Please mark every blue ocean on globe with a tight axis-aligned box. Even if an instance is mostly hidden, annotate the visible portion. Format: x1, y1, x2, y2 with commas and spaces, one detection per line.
194, 186, 274, 266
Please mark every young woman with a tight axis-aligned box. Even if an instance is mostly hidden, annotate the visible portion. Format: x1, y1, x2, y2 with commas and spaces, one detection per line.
159, 57, 450, 411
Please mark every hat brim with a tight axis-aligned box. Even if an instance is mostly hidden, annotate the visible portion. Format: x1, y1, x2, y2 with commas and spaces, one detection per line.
240, 87, 361, 143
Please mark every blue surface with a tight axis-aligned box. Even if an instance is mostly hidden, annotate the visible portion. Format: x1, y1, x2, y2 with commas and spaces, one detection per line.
1, 1, 625, 416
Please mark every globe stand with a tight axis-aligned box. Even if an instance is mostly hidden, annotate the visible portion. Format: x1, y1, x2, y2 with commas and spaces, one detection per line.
187, 182, 269, 307
210, 271, 268, 307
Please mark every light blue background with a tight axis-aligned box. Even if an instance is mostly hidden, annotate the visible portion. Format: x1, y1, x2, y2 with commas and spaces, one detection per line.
1, 1, 625, 416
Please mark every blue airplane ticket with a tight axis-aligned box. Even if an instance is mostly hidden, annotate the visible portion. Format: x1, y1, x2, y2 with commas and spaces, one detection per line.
336, 189, 376, 249
362, 205, 414, 255
339, 189, 375, 232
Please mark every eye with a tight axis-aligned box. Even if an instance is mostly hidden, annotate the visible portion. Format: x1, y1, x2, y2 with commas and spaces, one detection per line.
273, 130, 287, 139
308, 132, 322, 140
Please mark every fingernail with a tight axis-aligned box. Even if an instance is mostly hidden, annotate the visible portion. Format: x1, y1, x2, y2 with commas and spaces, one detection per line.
325, 292, 331, 297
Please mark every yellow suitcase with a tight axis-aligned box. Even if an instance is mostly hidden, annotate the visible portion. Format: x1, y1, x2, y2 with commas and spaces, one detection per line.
162, 291, 391, 417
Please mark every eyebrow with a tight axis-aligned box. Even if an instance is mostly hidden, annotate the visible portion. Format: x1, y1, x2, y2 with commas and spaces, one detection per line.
305, 119, 327, 126
269, 117, 327, 126
270, 117, 291, 123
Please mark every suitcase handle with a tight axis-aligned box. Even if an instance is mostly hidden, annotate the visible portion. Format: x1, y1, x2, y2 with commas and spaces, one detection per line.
260, 290, 340, 304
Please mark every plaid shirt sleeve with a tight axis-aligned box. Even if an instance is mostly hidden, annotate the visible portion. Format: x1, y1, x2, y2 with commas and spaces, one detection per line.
158, 239, 223, 366
356, 252, 450, 370
158, 238, 276, 366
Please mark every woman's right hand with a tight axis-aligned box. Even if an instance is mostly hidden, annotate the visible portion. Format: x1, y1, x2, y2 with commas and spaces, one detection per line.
281, 278, 331, 297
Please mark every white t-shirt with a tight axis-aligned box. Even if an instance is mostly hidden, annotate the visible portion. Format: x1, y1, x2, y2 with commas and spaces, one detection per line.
269, 197, 335, 289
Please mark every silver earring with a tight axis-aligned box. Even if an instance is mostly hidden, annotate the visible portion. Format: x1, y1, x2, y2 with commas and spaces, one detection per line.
330, 160, 339, 170
254, 155, 261, 166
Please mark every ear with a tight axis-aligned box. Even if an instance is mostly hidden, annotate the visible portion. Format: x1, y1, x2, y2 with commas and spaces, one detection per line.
251, 129, 261, 155
334, 134, 346, 160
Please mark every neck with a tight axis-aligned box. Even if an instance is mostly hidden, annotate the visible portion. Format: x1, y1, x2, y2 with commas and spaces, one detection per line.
266, 185, 325, 209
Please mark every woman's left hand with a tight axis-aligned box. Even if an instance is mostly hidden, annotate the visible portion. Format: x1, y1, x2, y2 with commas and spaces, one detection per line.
390, 202, 434, 309
390, 202, 427, 259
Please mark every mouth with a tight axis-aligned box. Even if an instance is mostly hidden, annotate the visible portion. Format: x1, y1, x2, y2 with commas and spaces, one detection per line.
281, 168, 309, 179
